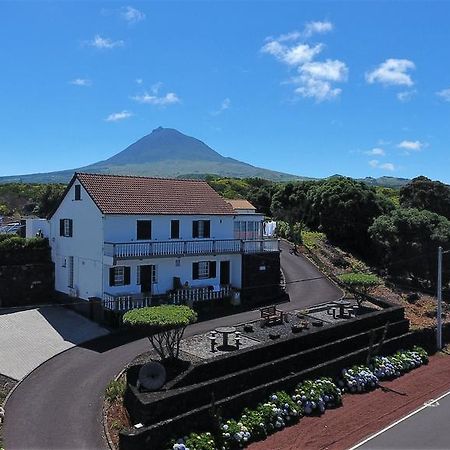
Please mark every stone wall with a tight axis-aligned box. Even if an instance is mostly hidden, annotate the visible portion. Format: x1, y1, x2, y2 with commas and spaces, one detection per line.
0, 250, 54, 307
241, 252, 283, 305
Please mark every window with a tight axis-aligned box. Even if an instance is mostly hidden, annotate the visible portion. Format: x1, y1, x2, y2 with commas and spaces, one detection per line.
137, 220, 152, 240
192, 220, 210, 238
137, 265, 157, 284
68, 256, 74, 288
59, 219, 73, 237
192, 261, 216, 280
109, 266, 131, 286
74, 185, 81, 201
171, 220, 180, 239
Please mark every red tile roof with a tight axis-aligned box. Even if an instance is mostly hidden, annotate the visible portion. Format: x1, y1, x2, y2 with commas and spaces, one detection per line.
76, 173, 235, 215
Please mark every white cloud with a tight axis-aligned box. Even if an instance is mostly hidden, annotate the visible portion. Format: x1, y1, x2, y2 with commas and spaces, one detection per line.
294, 59, 348, 102
132, 92, 180, 106
397, 90, 416, 102
365, 147, 385, 156
105, 110, 133, 122
304, 20, 333, 37
261, 21, 348, 102
135, 78, 143, 85
369, 160, 395, 171
121, 6, 146, 23
261, 41, 323, 66
87, 35, 124, 50
437, 88, 450, 102
397, 140, 426, 153
70, 78, 92, 87
211, 98, 231, 116
300, 59, 348, 82
366, 58, 415, 86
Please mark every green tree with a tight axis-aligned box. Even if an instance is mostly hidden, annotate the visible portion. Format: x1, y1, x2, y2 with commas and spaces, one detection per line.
338, 272, 381, 306
307, 177, 393, 251
369, 208, 450, 285
270, 181, 316, 224
400, 176, 450, 219
123, 305, 197, 360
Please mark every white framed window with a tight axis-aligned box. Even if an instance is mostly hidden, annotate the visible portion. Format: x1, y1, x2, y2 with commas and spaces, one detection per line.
198, 261, 210, 279
115, 266, 125, 285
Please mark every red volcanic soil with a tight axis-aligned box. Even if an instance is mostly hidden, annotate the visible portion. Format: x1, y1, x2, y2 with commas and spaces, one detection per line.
249, 353, 450, 450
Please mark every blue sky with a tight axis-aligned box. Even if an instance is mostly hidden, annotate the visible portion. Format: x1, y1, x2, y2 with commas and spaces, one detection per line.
1, 1, 450, 182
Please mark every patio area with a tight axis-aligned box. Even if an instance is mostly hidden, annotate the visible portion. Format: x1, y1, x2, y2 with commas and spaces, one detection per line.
179, 299, 381, 360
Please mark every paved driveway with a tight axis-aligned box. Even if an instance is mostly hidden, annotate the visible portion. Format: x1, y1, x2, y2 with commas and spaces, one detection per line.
0, 306, 109, 380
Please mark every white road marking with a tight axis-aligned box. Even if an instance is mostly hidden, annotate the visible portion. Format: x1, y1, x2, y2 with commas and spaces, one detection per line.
348, 389, 450, 449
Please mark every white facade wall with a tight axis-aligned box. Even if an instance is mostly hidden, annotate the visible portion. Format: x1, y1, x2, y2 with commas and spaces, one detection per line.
50, 182, 104, 300
104, 214, 236, 242
103, 253, 242, 297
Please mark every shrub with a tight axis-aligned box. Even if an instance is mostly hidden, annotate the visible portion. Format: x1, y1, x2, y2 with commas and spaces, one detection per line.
0, 235, 48, 251
105, 376, 126, 403
123, 305, 197, 360
338, 272, 381, 305
172, 432, 217, 450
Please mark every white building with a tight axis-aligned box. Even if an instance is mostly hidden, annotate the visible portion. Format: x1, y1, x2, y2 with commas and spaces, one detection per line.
49, 173, 280, 312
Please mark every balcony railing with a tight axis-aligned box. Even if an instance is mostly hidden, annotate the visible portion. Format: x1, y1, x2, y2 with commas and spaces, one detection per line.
102, 292, 152, 312
104, 238, 279, 260
169, 284, 232, 305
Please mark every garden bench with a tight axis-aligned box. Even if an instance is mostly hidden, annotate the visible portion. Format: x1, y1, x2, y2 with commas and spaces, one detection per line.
260, 305, 284, 325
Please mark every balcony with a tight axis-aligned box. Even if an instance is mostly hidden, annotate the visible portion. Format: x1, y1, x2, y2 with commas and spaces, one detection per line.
104, 238, 279, 262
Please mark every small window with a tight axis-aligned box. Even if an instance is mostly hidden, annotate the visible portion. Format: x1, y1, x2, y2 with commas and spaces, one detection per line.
192, 261, 216, 280
60, 219, 73, 237
137, 220, 152, 240
171, 220, 180, 239
74, 185, 81, 201
198, 261, 209, 279
109, 266, 130, 286
192, 220, 210, 238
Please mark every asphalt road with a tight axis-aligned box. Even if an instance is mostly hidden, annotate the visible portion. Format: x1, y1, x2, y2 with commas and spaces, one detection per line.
4, 243, 342, 450
354, 390, 450, 450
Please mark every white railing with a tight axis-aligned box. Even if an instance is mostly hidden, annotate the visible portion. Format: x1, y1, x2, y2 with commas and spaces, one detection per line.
169, 285, 232, 304
104, 238, 279, 260
102, 292, 152, 312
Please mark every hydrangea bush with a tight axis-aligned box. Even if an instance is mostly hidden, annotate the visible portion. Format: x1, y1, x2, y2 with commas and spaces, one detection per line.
292, 377, 342, 415
172, 432, 216, 450
339, 365, 378, 393
169, 347, 428, 450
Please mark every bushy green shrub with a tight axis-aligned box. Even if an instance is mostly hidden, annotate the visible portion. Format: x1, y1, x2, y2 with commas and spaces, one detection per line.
105, 376, 126, 403
123, 305, 197, 360
0, 235, 48, 251
123, 305, 197, 329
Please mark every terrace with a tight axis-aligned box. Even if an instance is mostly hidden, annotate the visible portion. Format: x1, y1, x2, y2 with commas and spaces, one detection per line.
103, 238, 279, 262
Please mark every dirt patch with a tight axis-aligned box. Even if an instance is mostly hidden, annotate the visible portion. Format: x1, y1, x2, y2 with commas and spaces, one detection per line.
300, 237, 450, 330
105, 396, 131, 450
248, 352, 450, 450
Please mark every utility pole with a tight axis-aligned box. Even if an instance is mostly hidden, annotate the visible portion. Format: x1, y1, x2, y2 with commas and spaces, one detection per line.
437, 246, 443, 351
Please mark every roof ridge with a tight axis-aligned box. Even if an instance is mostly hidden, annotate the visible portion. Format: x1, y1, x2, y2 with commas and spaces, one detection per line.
75, 172, 207, 183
